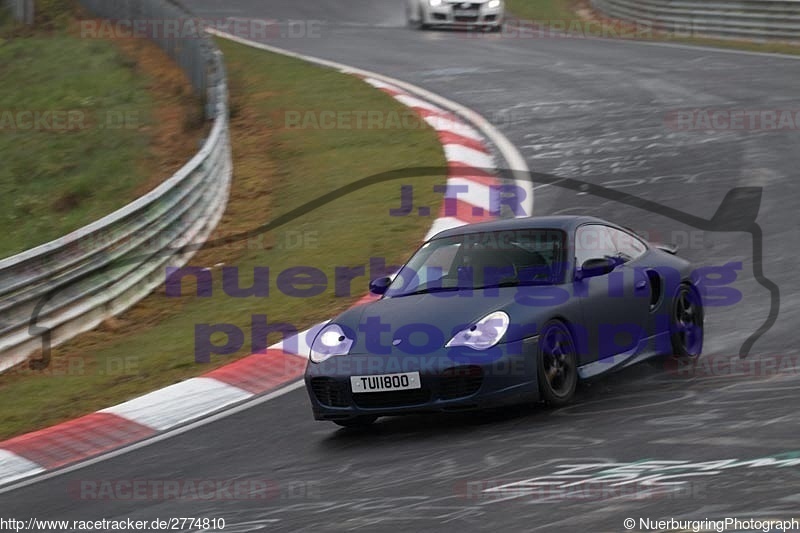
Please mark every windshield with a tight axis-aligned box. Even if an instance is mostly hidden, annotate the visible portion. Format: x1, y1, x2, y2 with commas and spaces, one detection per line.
386, 229, 566, 297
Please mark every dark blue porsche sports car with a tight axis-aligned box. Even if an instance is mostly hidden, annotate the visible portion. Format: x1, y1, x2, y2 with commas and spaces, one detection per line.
305, 216, 704, 427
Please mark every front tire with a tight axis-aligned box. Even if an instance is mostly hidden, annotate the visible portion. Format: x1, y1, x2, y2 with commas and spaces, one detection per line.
669, 283, 704, 358
537, 320, 578, 406
406, 3, 429, 30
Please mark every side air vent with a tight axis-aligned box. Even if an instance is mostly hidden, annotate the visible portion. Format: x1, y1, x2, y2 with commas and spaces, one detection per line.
646, 269, 662, 311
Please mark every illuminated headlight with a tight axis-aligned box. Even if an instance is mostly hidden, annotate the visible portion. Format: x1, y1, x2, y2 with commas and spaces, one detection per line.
487, 0, 501, 8
429, 0, 442, 6
309, 324, 354, 363
446, 311, 509, 351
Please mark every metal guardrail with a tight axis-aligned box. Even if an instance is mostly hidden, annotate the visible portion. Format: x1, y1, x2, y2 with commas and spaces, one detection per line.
2, 0, 34, 24
593, 0, 800, 40
0, 0, 232, 373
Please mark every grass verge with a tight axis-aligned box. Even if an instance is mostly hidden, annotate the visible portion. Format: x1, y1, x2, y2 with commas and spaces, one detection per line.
0, 38, 447, 439
0, 16, 202, 258
505, 0, 800, 56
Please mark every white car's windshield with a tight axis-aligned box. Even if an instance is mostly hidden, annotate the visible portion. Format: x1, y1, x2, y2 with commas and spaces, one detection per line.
386, 229, 566, 297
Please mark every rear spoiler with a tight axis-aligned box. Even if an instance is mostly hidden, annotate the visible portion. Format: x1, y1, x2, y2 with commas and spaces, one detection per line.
653, 242, 679, 255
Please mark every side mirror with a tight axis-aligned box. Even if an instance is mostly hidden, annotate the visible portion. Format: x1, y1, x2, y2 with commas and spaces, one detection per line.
576, 257, 617, 280
369, 276, 392, 295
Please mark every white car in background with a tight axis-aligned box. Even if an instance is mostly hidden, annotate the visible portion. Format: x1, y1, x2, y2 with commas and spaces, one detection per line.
407, 0, 505, 31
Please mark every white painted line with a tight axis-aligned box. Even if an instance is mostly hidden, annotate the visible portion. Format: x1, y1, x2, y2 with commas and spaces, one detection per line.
102, 377, 252, 431
444, 144, 495, 169
0, 450, 45, 486
273, 320, 330, 357
424, 217, 468, 241
394, 94, 446, 114
361, 77, 404, 93
446, 177, 495, 212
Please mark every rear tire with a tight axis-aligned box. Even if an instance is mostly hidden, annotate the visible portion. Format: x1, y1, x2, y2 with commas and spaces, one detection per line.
537, 320, 578, 406
669, 283, 704, 358
333, 415, 378, 428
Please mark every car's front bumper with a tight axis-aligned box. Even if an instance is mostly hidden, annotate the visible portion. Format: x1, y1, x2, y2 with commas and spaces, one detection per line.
304, 337, 539, 422
423, 2, 504, 27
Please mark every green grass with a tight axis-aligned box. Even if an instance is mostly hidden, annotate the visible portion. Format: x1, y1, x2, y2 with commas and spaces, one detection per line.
0, 38, 447, 439
506, 0, 576, 22
505, 0, 800, 56
0, 32, 158, 257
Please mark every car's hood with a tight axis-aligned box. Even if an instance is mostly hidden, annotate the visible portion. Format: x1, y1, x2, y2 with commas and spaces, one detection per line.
333, 286, 553, 354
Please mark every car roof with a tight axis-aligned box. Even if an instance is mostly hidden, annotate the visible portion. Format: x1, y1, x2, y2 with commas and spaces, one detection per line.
429, 215, 610, 240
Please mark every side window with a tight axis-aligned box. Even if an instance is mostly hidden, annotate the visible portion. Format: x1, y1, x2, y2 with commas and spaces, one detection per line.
575, 225, 616, 267
608, 227, 647, 262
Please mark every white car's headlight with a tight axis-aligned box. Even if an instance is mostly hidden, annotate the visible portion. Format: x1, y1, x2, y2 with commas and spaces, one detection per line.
429, 0, 442, 6
487, 0, 502, 8
446, 311, 509, 351
309, 324, 354, 363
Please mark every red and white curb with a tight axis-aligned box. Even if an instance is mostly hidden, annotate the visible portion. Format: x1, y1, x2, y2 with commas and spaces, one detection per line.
0, 31, 532, 488
360, 76, 502, 239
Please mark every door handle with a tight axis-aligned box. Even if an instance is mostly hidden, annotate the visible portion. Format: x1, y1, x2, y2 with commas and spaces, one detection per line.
635, 280, 648, 290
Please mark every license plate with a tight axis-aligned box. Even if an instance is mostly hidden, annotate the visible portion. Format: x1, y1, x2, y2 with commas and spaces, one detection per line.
453, 9, 478, 16
351, 372, 421, 393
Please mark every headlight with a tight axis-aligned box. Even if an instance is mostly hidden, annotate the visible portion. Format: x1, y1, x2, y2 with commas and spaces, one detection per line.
309, 324, 354, 363
429, 0, 442, 6
446, 311, 509, 351
487, 0, 501, 8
